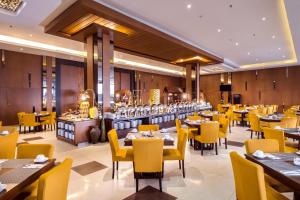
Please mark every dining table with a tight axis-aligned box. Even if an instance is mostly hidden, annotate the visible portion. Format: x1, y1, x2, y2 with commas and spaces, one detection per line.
233, 110, 248, 126
199, 112, 213, 120
124, 130, 175, 146
245, 153, 300, 200
34, 112, 50, 132
0, 159, 55, 200
284, 128, 300, 149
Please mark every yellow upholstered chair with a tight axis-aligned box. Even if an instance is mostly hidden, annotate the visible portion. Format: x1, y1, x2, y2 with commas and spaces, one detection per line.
280, 117, 297, 129
232, 111, 242, 126
0, 127, 18, 159
218, 118, 229, 149
108, 129, 133, 179
41, 112, 56, 131
175, 119, 195, 145
193, 112, 198, 116
187, 116, 201, 121
263, 127, 297, 153
133, 138, 163, 192
245, 139, 279, 154
217, 104, 225, 113
23, 114, 40, 133
225, 108, 233, 133
194, 122, 219, 155
230, 151, 289, 200
17, 112, 26, 132
0, 121, 2, 127
259, 107, 268, 116
245, 139, 291, 193
138, 124, 159, 132
163, 129, 188, 178
17, 144, 54, 159
25, 158, 73, 200
249, 113, 263, 139
212, 113, 225, 122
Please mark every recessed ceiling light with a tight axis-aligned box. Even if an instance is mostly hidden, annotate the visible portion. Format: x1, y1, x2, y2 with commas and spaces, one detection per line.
187, 4, 192, 9
256, 58, 259, 61
262, 17, 266, 21
217, 29, 222, 33
278, 47, 281, 50
235, 42, 239, 46
20, 48, 23, 51
247, 52, 251, 55
282, 55, 286, 58
29, 34, 33, 37
272, 35, 275, 39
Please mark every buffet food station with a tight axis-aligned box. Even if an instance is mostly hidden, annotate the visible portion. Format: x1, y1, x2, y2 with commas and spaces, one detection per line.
104, 102, 212, 138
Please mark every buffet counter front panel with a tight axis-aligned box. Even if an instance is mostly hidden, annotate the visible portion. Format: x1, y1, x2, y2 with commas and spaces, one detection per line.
105, 105, 212, 138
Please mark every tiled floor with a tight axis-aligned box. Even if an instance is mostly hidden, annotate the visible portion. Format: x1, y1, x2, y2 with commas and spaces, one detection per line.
17, 126, 293, 200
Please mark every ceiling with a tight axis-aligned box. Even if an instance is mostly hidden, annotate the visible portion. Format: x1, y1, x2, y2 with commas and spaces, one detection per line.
0, 0, 299, 75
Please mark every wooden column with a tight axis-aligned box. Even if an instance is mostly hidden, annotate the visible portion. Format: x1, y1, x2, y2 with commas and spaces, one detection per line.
85, 31, 114, 112
185, 64, 192, 101
46, 56, 53, 112
86, 35, 95, 91
195, 63, 201, 102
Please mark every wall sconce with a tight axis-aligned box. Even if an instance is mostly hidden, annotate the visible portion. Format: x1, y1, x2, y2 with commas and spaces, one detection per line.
220, 73, 224, 83
228, 72, 232, 84
273, 80, 276, 90
1, 50, 5, 66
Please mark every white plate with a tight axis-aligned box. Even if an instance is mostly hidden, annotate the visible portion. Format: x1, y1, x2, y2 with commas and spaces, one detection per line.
294, 161, 300, 166
34, 158, 48, 163
296, 151, 300, 156
0, 184, 7, 192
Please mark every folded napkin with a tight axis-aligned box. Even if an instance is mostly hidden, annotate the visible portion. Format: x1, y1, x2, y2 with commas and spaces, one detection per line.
280, 170, 300, 176
23, 164, 44, 169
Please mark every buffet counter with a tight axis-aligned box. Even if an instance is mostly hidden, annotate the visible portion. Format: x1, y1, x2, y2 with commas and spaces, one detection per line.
105, 104, 212, 138
56, 118, 99, 146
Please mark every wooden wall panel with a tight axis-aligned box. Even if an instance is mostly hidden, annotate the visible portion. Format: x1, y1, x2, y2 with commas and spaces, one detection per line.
136, 71, 184, 104
60, 65, 84, 114
0, 50, 42, 125
200, 66, 300, 111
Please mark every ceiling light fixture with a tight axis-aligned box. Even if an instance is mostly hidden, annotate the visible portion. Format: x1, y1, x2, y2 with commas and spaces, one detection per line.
187, 4, 192, 9
282, 55, 286, 58
262, 17, 266, 21
217, 29, 222, 33
0, 0, 26, 16
278, 47, 281, 50
247, 52, 251, 56
272, 35, 276, 39
235, 42, 239, 46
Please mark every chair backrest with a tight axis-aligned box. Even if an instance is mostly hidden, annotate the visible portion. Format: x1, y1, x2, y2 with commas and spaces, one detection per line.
0, 121, 2, 127
108, 129, 120, 159
0, 127, 18, 159
23, 114, 36, 126
187, 116, 201, 121
177, 129, 188, 160
245, 139, 279, 154
50, 112, 56, 123
193, 112, 198, 116
230, 152, 267, 200
280, 117, 298, 128
200, 122, 219, 143
217, 104, 224, 113
263, 127, 285, 152
37, 158, 73, 200
249, 113, 260, 132
17, 112, 26, 124
133, 138, 163, 173
138, 124, 159, 132
175, 119, 181, 132
17, 144, 54, 159
212, 114, 225, 122
219, 117, 229, 135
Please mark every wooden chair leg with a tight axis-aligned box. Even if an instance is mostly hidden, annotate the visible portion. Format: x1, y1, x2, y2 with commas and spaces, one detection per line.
251, 130, 253, 138
179, 160, 181, 169
116, 161, 119, 171
162, 162, 164, 178
219, 138, 221, 146
225, 138, 228, 149
112, 162, 115, 179
215, 142, 218, 155
159, 176, 162, 192
182, 160, 185, 178
201, 143, 204, 156
136, 178, 139, 192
